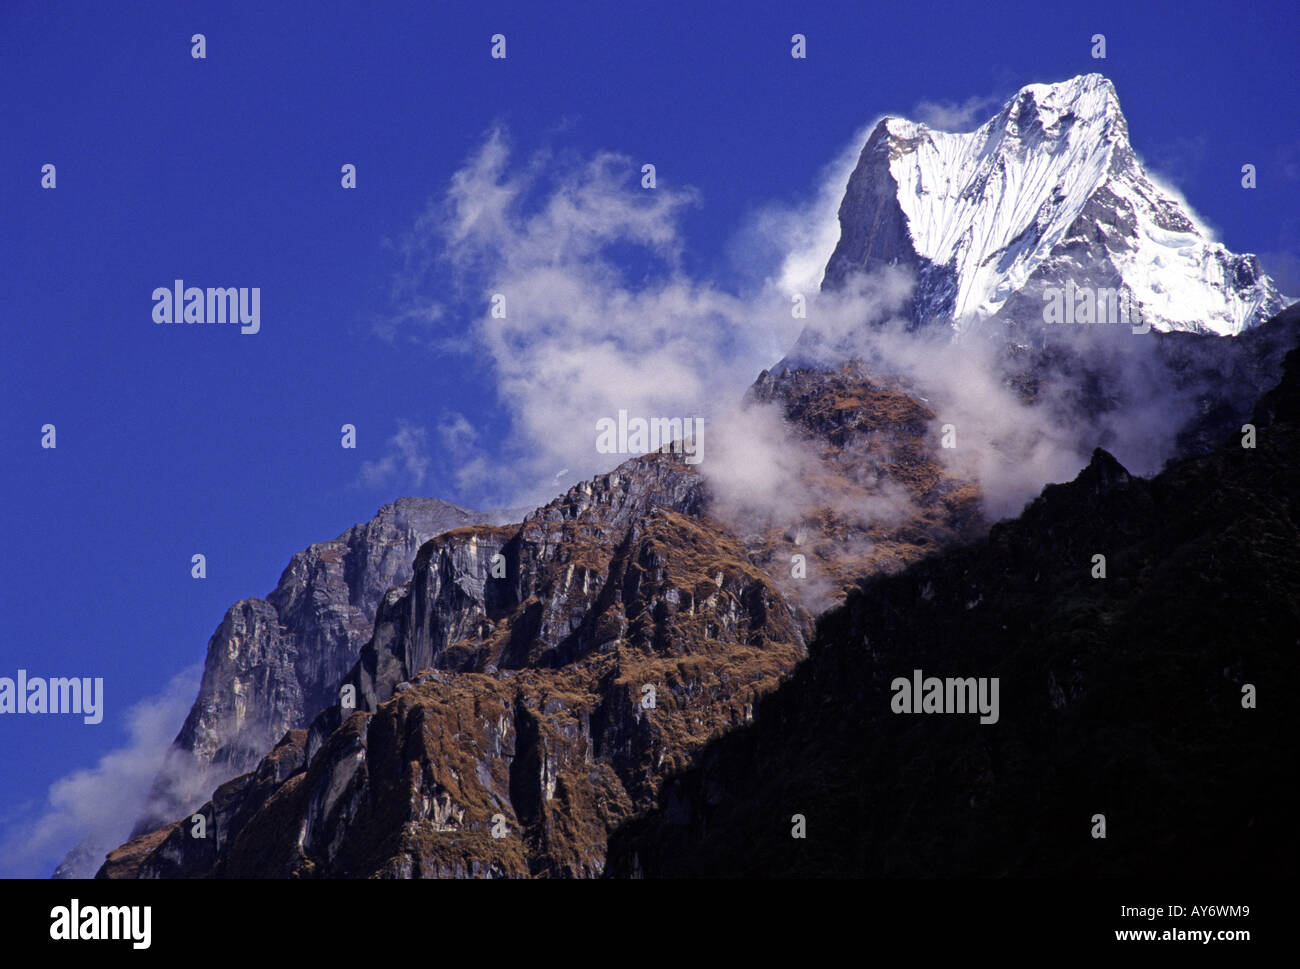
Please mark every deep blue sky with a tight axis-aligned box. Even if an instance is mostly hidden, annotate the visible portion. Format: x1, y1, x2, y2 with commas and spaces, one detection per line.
2, 0, 1296, 876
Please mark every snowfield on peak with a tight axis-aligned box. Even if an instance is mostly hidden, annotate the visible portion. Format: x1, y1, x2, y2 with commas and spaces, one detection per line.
824, 74, 1286, 337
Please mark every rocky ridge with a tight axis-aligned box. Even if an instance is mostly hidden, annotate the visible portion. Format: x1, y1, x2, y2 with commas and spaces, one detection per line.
606, 345, 1300, 877
129, 499, 520, 840
98, 371, 982, 878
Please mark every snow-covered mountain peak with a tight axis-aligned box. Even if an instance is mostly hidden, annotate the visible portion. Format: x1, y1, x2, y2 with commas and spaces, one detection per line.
881, 73, 1124, 148
822, 74, 1286, 337
1009, 73, 1124, 131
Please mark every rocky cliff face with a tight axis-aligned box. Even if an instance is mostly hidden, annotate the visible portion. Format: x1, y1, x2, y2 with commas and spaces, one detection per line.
98, 367, 983, 878
741, 363, 983, 603
606, 348, 1300, 877
128, 498, 522, 840
102, 454, 810, 877
96, 321, 1298, 879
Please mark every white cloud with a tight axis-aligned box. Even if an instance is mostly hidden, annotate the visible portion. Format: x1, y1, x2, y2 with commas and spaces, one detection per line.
912, 93, 1003, 132
384, 116, 1217, 528
734, 122, 879, 298
358, 421, 431, 492
437, 412, 478, 451
0, 666, 200, 878
387, 127, 822, 509
382, 124, 1082, 521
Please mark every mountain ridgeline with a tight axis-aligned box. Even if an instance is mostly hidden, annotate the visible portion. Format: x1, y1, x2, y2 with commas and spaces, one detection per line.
819, 73, 1284, 338
606, 343, 1300, 876
96, 367, 983, 877
55, 498, 521, 877
88, 74, 1297, 878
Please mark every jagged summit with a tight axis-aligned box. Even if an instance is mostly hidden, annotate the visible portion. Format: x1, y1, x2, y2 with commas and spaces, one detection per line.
54, 495, 521, 878
821, 74, 1285, 337
93, 373, 985, 879
881, 73, 1126, 147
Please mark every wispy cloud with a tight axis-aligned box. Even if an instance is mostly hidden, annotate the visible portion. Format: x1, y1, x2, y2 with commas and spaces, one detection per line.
0, 666, 200, 878
357, 421, 432, 492
732, 121, 879, 298
384, 126, 821, 508
380, 110, 1229, 529
911, 92, 1003, 132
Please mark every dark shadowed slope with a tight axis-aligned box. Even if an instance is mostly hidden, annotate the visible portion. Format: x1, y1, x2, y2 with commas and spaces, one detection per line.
607, 346, 1300, 878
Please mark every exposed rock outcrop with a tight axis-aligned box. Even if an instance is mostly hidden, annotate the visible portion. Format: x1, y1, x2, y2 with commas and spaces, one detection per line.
131, 498, 522, 838
606, 350, 1300, 877
99, 368, 983, 878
